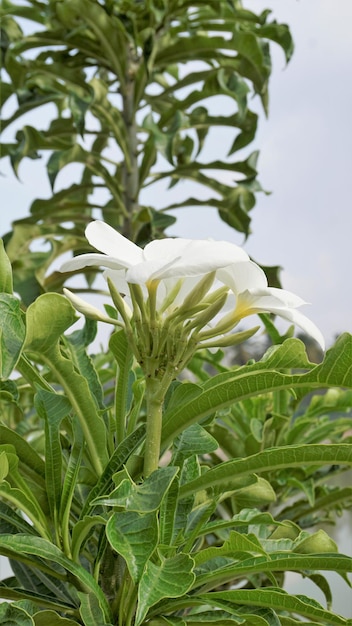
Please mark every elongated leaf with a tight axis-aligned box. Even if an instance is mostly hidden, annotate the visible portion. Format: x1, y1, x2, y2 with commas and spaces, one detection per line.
136, 554, 195, 626
193, 552, 352, 593
35, 390, 72, 522
180, 444, 352, 499
106, 510, 158, 583
199, 588, 349, 625
109, 329, 134, 441
162, 335, 352, 447
0, 535, 112, 622
81, 424, 146, 518
78, 592, 113, 626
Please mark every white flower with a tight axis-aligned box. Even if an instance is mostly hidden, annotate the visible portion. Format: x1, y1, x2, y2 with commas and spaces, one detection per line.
217, 262, 325, 350
60, 220, 249, 282
60, 221, 325, 353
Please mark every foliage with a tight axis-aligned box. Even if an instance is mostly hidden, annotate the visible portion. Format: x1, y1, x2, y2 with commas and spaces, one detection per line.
0, 246, 351, 625
1, 0, 292, 302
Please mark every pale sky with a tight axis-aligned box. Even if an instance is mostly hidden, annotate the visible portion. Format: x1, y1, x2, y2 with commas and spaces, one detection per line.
1, 0, 352, 350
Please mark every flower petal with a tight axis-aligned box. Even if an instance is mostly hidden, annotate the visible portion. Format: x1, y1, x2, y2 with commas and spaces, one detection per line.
86, 221, 143, 267
141, 238, 249, 281
60, 253, 127, 273
271, 308, 325, 351
218, 261, 268, 295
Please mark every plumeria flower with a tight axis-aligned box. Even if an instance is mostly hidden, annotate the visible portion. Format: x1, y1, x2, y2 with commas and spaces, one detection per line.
60, 220, 250, 283
60, 221, 324, 374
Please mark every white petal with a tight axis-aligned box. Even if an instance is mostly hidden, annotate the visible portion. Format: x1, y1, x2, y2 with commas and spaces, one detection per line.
266, 287, 307, 308
271, 308, 325, 351
86, 221, 143, 267
144, 239, 249, 279
60, 253, 127, 273
218, 261, 268, 295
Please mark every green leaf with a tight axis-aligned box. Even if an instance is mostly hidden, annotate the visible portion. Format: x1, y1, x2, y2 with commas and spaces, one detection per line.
136, 554, 195, 626
0, 239, 13, 293
172, 424, 218, 465
109, 329, 134, 441
95, 466, 178, 512
78, 592, 113, 626
33, 611, 78, 626
0, 535, 112, 622
24, 293, 77, 354
162, 336, 352, 447
66, 319, 105, 410
35, 390, 72, 524
0, 602, 34, 626
24, 293, 109, 476
0, 294, 25, 379
199, 588, 349, 625
179, 444, 352, 500
81, 424, 146, 518
106, 510, 158, 583
194, 553, 352, 594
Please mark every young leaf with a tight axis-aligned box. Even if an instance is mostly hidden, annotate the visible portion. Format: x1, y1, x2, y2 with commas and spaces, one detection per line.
135, 554, 195, 626
106, 510, 158, 583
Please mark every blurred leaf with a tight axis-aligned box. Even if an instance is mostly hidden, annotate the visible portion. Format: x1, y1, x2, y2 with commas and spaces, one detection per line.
0, 602, 34, 626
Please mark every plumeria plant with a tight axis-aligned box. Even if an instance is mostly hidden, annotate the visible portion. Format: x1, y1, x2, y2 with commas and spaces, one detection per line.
1, 1, 352, 624
1, 225, 352, 626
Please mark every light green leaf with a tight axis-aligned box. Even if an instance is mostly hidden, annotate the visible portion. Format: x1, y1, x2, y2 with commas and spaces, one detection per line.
0, 239, 13, 293
194, 530, 266, 567
106, 510, 158, 583
136, 554, 195, 626
24, 293, 77, 354
0, 294, 25, 379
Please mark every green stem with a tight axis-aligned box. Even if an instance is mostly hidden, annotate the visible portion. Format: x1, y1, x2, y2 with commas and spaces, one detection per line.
143, 378, 165, 478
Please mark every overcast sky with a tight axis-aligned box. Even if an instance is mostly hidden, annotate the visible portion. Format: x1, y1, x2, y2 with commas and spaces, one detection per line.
1, 0, 352, 350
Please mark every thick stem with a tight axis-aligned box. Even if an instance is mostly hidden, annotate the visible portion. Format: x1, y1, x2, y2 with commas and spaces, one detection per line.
143, 378, 164, 478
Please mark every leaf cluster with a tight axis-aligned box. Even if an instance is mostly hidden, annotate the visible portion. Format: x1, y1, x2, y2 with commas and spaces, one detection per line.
0, 246, 351, 625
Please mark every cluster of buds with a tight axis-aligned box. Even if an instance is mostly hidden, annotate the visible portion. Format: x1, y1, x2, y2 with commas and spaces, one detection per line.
60, 221, 324, 379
